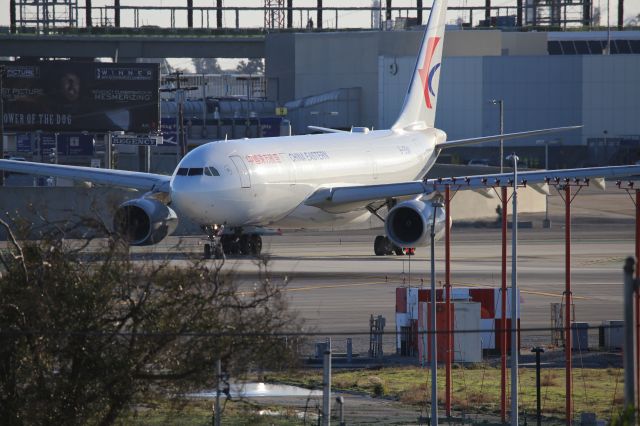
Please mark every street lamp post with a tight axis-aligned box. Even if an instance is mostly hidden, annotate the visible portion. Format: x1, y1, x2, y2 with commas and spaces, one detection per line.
490, 99, 504, 173
430, 200, 444, 426
543, 140, 549, 227
536, 139, 561, 228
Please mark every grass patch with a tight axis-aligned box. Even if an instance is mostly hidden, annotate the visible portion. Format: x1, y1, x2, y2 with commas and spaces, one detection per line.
268, 365, 625, 421
121, 398, 306, 425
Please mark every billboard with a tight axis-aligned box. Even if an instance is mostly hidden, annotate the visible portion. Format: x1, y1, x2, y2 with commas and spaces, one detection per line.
1, 61, 159, 133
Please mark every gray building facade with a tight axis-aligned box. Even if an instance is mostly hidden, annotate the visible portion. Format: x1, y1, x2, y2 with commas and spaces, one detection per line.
266, 29, 640, 153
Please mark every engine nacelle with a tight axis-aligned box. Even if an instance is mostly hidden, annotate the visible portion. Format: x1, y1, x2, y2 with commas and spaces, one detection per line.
385, 199, 447, 248
113, 198, 178, 246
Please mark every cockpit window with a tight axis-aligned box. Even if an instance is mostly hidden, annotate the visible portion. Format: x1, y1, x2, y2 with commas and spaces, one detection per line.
188, 168, 204, 176
177, 168, 188, 176
205, 167, 220, 177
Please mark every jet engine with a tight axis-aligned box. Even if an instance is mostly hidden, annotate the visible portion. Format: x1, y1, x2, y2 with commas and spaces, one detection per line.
384, 199, 447, 248
113, 198, 178, 246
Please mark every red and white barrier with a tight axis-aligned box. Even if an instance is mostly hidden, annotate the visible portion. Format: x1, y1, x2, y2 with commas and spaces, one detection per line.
396, 286, 521, 358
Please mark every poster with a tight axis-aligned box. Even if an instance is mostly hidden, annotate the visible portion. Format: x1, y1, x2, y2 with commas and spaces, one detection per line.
1, 61, 160, 133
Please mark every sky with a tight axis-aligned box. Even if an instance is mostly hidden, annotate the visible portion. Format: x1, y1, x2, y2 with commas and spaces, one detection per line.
1, 0, 639, 71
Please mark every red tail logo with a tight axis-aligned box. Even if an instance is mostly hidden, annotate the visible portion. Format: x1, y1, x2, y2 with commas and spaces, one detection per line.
418, 36, 441, 110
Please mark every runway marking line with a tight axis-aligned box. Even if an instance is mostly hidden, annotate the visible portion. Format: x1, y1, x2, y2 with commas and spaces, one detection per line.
284, 281, 389, 293
454, 281, 589, 300
238, 279, 589, 300
235, 281, 390, 297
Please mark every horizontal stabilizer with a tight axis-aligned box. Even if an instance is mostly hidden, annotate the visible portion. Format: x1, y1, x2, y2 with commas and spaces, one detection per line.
435, 125, 582, 150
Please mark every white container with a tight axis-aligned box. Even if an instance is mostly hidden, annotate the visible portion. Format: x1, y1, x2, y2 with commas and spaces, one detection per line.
603, 320, 624, 350
453, 302, 482, 363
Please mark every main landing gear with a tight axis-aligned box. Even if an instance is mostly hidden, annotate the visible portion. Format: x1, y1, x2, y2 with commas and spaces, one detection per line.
221, 233, 262, 256
373, 235, 405, 256
369, 199, 408, 256
203, 225, 262, 259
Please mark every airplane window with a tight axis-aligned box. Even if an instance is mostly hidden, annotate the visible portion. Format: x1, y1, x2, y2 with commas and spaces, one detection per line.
177, 168, 188, 176
205, 167, 221, 176
188, 168, 204, 176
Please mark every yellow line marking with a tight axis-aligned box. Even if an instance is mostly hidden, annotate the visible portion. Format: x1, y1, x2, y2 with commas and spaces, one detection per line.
284, 281, 389, 293
454, 281, 588, 300
285, 281, 592, 300
236, 281, 390, 296
239, 279, 589, 300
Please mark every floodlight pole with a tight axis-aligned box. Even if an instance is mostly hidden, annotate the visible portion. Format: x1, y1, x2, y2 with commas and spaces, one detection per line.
616, 183, 640, 409
430, 200, 444, 426
624, 257, 637, 418
444, 186, 452, 418
555, 178, 590, 425
564, 183, 572, 426
490, 99, 504, 173
507, 153, 519, 426
500, 184, 508, 423
636, 189, 640, 410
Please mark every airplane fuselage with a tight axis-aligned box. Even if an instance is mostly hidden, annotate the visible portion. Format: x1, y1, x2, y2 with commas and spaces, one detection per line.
169, 127, 445, 229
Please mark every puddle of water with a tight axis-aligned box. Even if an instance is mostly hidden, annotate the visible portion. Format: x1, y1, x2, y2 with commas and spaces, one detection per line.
191, 382, 321, 398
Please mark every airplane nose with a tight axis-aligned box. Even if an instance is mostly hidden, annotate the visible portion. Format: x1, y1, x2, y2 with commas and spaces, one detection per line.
170, 181, 210, 221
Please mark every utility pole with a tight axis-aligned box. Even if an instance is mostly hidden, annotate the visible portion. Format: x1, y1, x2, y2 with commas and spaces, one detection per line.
176, 72, 185, 159
161, 72, 197, 162
430, 200, 444, 426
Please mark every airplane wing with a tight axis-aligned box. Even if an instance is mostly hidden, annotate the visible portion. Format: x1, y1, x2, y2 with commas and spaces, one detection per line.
435, 125, 582, 150
304, 182, 427, 212
307, 125, 350, 134
304, 165, 640, 213
0, 159, 171, 193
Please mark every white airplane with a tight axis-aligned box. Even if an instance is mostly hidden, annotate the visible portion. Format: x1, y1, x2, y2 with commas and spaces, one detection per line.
1, 0, 639, 258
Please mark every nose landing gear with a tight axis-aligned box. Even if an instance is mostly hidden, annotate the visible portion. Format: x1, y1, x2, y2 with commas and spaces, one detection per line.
373, 235, 407, 256
203, 225, 225, 260
202, 225, 263, 259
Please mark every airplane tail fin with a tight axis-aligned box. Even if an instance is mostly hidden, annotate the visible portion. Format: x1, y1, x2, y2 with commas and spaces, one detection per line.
392, 0, 448, 131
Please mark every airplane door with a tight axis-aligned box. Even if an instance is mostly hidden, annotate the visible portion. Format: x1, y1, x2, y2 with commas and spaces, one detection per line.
229, 155, 251, 188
